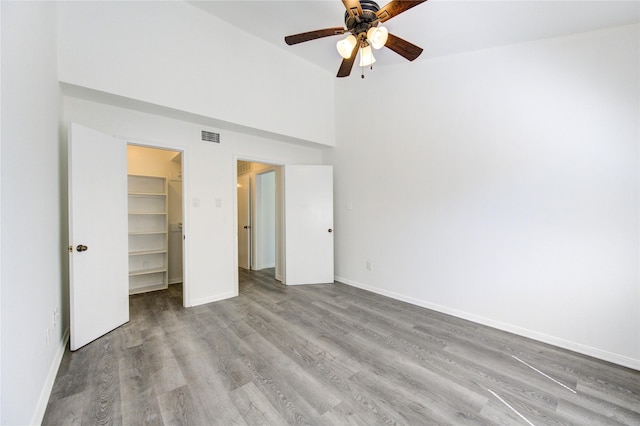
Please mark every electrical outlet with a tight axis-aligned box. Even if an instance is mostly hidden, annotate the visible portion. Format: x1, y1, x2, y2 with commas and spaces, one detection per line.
52, 307, 59, 329
366, 260, 373, 271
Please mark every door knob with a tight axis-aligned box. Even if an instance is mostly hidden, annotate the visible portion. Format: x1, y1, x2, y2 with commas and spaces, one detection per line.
76, 244, 88, 252
328, 229, 333, 233
244, 225, 250, 229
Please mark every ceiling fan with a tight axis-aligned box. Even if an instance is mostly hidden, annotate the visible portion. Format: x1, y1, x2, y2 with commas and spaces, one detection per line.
284, 0, 427, 78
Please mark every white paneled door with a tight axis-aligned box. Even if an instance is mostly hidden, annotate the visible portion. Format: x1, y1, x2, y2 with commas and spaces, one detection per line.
68, 123, 129, 350
284, 165, 334, 285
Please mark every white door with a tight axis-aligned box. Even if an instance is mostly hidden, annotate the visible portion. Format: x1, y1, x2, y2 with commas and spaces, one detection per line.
284, 165, 334, 285
237, 173, 251, 269
68, 123, 129, 351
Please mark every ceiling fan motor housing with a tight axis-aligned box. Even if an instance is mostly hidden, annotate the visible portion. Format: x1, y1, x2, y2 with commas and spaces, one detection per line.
344, 0, 380, 34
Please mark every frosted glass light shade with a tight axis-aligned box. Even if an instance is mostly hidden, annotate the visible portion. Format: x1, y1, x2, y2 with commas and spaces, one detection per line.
359, 44, 376, 67
367, 26, 388, 49
336, 35, 357, 59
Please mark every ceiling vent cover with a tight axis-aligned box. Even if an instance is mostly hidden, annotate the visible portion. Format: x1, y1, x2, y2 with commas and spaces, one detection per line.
201, 130, 220, 143
237, 161, 252, 175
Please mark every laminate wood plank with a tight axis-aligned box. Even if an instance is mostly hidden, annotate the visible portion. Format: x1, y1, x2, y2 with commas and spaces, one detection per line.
349, 369, 483, 425
444, 339, 577, 402
118, 344, 165, 425
319, 400, 372, 425
555, 396, 638, 425
200, 320, 255, 374
48, 343, 103, 402
43, 271, 640, 426
42, 391, 85, 426
182, 378, 248, 425
238, 306, 377, 422
236, 354, 315, 425
81, 336, 123, 425
174, 349, 248, 425
156, 385, 205, 426
480, 393, 538, 426
250, 306, 364, 385
344, 331, 490, 417
246, 296, 352, 363
229, 381, 288, 425
150, 356, 187, 397
490, 387, 568, 426
276, 298, 354, 338
241, 330, 341, 417
120, 395, 164, 426
317, 329, 482, 424
178, 352, 252, 424
576, 380, 640, 416
118, 344, 155, 398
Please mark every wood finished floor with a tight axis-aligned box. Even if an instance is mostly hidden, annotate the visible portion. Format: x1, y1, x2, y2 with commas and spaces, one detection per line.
44, 269, 640, 425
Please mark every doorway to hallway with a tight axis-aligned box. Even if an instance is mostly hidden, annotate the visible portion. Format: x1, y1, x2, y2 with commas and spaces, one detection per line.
237, 161, 280, 279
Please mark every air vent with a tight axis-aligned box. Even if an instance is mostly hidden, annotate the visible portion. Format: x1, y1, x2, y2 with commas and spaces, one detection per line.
237, 161, 252, 175
201, 130, 220, 143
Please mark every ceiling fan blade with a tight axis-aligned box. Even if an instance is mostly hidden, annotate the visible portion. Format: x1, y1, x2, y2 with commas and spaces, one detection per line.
342, 0, 363, 18
376, 0, 427, 23
385, 32, 423, 61
285, 27, 346, 45
337, 42, 360, 78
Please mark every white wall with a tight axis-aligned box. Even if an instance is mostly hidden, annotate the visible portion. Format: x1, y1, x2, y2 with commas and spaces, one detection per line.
128, 145, 179, 177
327, 24, 639, 369
57, 0, 335, 147
1, 2, 66, 424
64, 97, 324, 306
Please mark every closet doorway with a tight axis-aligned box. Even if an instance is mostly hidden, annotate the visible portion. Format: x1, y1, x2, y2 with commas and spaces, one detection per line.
237, 161, 282, 281
128, 145, 184, 302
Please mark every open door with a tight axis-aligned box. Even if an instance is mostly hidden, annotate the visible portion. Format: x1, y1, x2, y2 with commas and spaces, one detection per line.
68, 123, 129, 350
284, 165, 334, 285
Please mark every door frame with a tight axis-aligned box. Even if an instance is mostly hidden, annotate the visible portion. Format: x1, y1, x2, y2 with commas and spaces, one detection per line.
233, 156, 284, 290
127, 140, 190, 307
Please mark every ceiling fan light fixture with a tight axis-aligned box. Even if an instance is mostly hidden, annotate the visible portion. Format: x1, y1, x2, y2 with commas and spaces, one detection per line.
359, 44, 376, 67
366, 26, 388, 49
336, 34, 357, 59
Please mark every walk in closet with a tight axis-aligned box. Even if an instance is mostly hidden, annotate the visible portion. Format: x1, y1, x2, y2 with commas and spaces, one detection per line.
128, 175, 169, 294
127, 145, 183, 295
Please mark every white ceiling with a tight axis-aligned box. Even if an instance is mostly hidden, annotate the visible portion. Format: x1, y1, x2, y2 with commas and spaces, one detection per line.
189, 0, 640, 74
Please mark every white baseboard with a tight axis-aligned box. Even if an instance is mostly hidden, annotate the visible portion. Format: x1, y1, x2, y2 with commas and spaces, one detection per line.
31, 327, 69, 425
189, 291, 237, 307
335, 276, 640, 371
254, 263, 276, 270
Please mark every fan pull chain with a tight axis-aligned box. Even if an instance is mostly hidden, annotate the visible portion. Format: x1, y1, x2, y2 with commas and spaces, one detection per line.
361, 63, 373, 79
